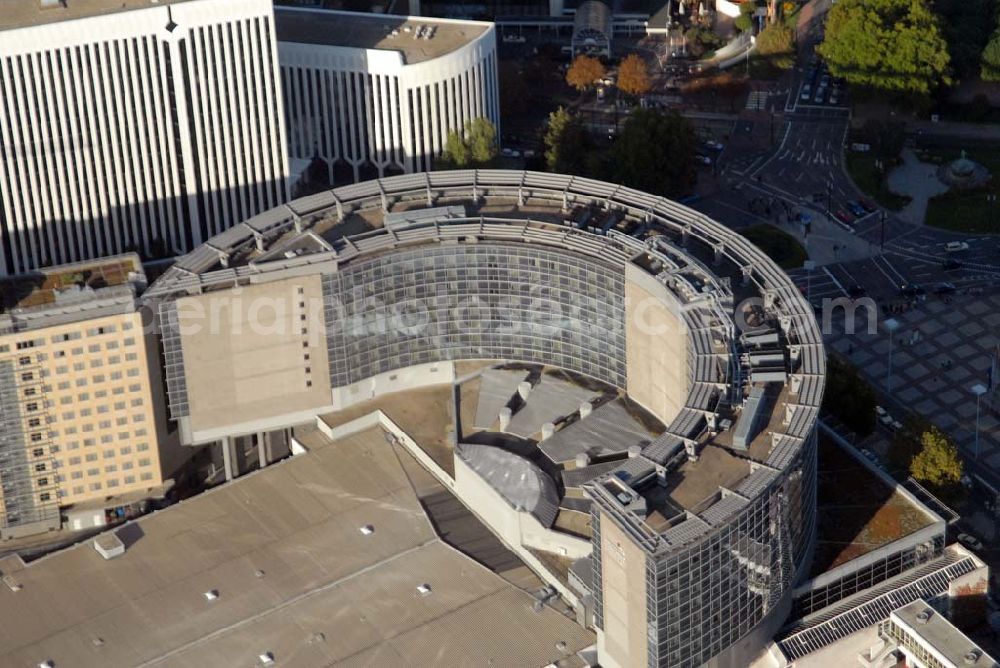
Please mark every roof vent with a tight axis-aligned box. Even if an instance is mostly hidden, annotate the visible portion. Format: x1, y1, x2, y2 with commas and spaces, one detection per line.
359, 524, 374, 536
416, 583, 432, 596
258, 651, 275, 666
91, 638, 104, 647
254, 569, 266, 578
3, 575, 22, 592
965, 650, 982, 665
204, 589, 219, 601
916, 609, 932, 623
38, 661, 54, 668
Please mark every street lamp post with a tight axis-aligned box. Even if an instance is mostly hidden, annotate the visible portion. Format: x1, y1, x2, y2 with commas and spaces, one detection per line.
884, 318, 900, 395
804, 259, 815, 304
972, 383, 988, 460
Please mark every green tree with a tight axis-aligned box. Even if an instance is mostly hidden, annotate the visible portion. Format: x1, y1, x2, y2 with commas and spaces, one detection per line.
983, 27, 1000, 81
735, 1, 757, 32
937, 0, 996, 80
443, 129, 471, 167
818, 0, 951, 95
440, 118, 496, 167
910, 426, 963, 488
543, 107, 590, 175
821, 356, 877, 437
609, 109, 696, 197
756, 22, 796, 70
467, 117, 497, 164
685, 26, 724, 59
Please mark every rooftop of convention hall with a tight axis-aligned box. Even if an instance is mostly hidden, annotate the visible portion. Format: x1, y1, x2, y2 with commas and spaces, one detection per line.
148, 171, 826, 556
275, 8, 491, 65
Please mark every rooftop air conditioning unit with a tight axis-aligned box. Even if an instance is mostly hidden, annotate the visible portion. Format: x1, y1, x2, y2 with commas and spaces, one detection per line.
359, 525, 374, 536
416, 583, 432, 596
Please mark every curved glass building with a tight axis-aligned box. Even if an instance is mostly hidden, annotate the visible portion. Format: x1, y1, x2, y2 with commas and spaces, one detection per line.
146, 170, 825, 667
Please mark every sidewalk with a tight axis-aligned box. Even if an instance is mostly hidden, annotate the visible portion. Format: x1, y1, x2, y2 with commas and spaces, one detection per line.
906, 119, 1000, 144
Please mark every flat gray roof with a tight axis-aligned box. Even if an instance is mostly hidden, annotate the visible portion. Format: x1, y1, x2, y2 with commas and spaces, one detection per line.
892, 598, 998, 668
0, 427, 592, 667
0, 0, 194, 31
275, 8, 489, 65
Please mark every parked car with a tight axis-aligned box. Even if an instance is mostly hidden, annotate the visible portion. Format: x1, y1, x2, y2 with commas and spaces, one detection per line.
801, 84, 812, 101
899, 283, 924, 298
934, 282, 957, 295
859, 197, 878, 213
942, 258, 963, 271
813, 87, 826, 104
876, 406, 887, 417
834, 209, 854, 226
958, 533, 984, 551
847, 201, 866, 217
705, 139, 724, 151
500, 148, 521, 158
695, 155, 712, 165
945, 241, 970, 253
829, 90, 839, 106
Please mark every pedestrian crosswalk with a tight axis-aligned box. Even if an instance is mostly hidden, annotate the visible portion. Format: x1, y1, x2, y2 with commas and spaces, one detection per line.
745, 90, 769, 111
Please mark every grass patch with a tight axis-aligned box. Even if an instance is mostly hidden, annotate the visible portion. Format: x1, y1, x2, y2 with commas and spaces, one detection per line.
845, 153, 911, 211
739, 224, 808, 269
922, 147, 1000, 234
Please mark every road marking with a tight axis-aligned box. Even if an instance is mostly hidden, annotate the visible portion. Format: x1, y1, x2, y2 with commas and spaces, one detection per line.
871, 256, 898, 285
823, 265, 847, 296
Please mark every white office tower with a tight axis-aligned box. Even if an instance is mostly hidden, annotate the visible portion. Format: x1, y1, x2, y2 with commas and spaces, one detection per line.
275, 8, 499, 184
0, 0, 289, 276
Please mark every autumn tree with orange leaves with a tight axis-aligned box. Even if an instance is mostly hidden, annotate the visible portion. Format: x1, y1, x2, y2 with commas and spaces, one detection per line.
566, 55, 606, 93
617, 54, 652, 97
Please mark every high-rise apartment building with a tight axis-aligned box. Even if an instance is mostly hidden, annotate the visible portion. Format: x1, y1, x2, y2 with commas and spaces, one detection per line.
275, 9, 498, 184
0, 254, 184, 539
0, 0, 289, 277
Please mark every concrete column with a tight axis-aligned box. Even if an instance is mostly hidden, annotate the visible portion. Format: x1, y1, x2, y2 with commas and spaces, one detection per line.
257, 431, 268, 468
221, 436, 236, 481
498, 407, 512, 431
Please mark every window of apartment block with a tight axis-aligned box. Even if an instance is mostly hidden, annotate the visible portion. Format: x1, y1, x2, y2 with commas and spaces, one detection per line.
140, 472, 153, 481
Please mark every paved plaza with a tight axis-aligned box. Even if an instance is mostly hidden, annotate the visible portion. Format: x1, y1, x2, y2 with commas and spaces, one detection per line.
827, 292, 1000, 470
